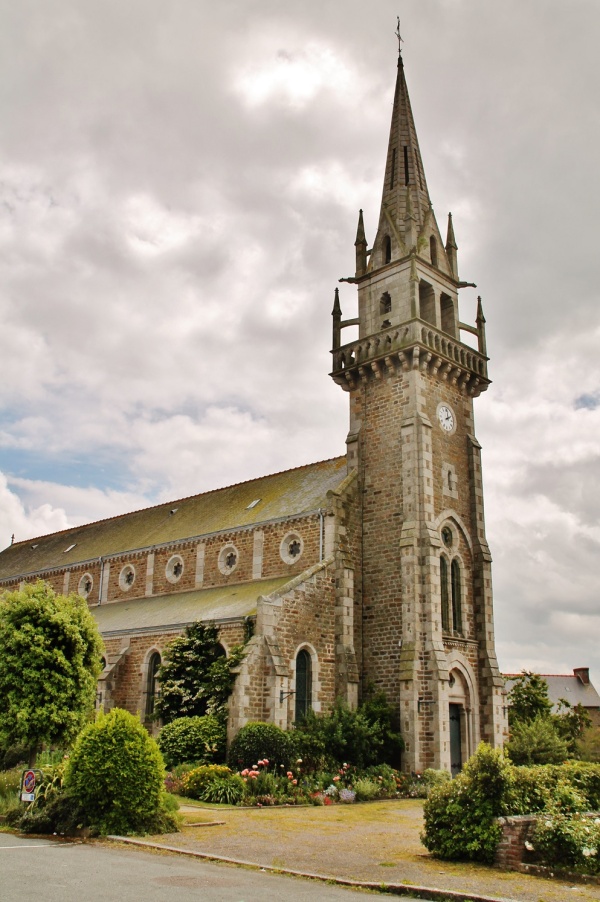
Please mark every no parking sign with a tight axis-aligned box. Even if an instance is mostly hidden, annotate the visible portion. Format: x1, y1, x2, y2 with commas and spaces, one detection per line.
20, 769, 41, 803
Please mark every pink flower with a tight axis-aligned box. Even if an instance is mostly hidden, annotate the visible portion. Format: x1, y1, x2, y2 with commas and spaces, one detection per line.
263, 759, 269, 765
241, 769, 249, 777
287, 771, 293, 779
333, 776, 340, 782
292, 779, 298, 785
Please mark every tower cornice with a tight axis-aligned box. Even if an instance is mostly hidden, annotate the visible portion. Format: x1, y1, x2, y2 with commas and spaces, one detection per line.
330, 318, 489, 397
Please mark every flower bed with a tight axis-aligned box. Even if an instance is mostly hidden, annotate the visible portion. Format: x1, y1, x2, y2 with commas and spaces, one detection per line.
169, 759, 445, 808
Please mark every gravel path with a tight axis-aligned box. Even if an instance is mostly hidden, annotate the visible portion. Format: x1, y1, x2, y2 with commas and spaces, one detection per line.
142, 800, 600, 902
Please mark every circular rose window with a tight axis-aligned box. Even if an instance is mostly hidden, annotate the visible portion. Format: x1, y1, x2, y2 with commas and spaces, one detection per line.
280, 532, 303, 565
166, 554, 184, 584
119, 564, 136, 591
78, 573, 93, 598
218, 544, 239, 575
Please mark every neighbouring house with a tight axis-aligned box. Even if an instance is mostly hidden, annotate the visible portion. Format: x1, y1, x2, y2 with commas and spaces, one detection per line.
504, 668, 600, 728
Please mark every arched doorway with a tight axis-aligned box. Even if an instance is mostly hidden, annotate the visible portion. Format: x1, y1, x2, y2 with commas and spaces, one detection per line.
447, 668, 473, 776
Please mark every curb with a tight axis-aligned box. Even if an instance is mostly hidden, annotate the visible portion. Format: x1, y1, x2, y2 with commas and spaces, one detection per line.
105, 836, 517, 902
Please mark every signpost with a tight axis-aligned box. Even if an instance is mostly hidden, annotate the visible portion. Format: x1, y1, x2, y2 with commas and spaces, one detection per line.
20, 769, 42, 803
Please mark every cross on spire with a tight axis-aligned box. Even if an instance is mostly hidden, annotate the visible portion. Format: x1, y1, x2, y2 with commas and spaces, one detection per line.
396, 17, 404, 58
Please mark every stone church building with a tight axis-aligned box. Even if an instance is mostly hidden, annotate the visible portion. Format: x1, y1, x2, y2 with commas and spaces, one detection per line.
0, 45, 506, 773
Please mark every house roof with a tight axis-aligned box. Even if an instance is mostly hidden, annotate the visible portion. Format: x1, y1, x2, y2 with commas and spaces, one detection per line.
0, 456, 347, 580
504, 671, 600, 711
92, 576, 291, 636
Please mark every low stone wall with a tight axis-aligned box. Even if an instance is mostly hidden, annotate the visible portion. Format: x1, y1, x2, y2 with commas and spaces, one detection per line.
495, 811, 600, 883
494, 814, 537, 870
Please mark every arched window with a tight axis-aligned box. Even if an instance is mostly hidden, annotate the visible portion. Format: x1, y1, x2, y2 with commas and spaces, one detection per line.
383, 235, 392, 264
440, 556, 450, 633
145, 652, 161, 718
451, 560, 462, 633
429, 235, 438, 267
380, 291, 392, 315
295, 649, 312, 721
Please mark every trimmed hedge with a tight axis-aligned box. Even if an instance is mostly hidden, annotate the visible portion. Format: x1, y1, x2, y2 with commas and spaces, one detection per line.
157, 715, 226, 768
64, 708, 171, 835
227, 721, 294, 771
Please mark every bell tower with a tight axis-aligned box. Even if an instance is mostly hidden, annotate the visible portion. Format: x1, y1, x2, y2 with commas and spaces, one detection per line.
331, 40, 506, 772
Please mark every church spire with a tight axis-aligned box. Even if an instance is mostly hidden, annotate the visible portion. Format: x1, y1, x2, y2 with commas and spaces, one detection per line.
372, 37, 432, 264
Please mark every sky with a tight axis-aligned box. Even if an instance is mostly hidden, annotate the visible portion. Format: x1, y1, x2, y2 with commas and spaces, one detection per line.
1, 0, 599, 679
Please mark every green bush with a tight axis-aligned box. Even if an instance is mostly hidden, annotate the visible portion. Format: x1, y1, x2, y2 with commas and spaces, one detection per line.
422, 744, 513, 863
294, 695, 403, 771
422, 768, 452, 792
353, 778, 380, 801
157, 715, 226, 768
227, 722, 293, 771
364, 764, 400, 798
0, 745, 27, 770
508, 761, 600, 814
181, 765, 244, 804
506, 715, 569, 765
532, 811, 600, 873
64, 708, 170, 835
0, 765, 21, 814
17, 793, 87, 835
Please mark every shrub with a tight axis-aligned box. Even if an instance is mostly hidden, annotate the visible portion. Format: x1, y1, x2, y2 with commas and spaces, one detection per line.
422, 768, 451, 793
532, 811, 600, 873
0, 745, 27, 770
364, 764, 400, 798
576, 726, 600, 763
294, 695, 403, 771
0, 765, 21, 814
157, 715, 226, 768
506, 715, 569, 765
17, 793, 87, 835
507, 761, 600, 814
181, 765, 244, 804
353, 778, 381, 801
64, 708, 169, 835
227, 722, 293, 771
164, 762, 197, 795
422, 744, 513, 863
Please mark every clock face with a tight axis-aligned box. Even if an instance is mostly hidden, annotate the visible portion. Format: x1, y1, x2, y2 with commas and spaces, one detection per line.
437, 404, 455, 433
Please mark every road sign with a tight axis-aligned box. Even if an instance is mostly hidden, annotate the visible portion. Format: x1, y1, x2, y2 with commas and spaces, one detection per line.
20, 769, 40, 803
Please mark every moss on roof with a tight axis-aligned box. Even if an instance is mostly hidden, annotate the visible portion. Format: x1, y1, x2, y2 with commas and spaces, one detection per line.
92, 576, 290, 635
0, 457, 346, 579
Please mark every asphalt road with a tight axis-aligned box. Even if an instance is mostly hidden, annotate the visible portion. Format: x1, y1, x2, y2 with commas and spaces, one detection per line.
0, 833, 433, 901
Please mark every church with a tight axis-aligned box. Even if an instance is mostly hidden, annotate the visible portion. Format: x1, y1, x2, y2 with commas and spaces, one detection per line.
0, 41, 507, 774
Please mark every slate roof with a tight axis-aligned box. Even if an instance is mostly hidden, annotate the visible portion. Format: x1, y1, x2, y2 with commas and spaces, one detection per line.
504, 671, 600, 711
0, 457, 347, 579
92, 576, 291, 636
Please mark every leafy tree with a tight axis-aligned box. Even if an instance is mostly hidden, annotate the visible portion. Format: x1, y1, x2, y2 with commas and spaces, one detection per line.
554, 699, 592, 754
0, 581, 103, 765
507, 671, 552, 727
505, 715, 569, 765
575, 725, 600, 762
155, 621, 244, 724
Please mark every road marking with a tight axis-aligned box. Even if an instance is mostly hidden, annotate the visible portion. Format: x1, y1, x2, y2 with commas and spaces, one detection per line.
0, 844, 55, 850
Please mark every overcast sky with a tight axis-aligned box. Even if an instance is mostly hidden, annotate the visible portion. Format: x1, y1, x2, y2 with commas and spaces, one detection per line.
1, 0, 599, 680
